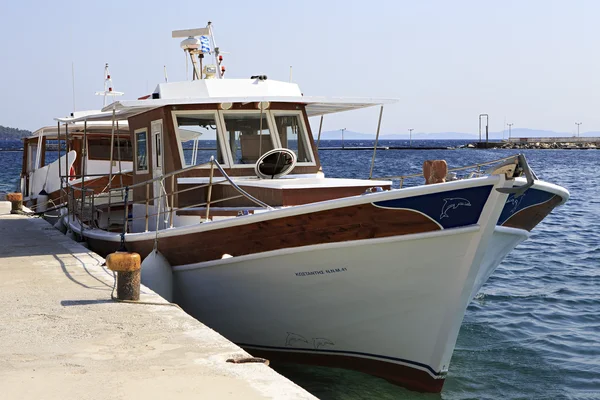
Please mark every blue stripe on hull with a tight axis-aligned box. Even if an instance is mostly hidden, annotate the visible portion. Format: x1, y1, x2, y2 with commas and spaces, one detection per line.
373, 185, 493, 229
497, 188, 555, 226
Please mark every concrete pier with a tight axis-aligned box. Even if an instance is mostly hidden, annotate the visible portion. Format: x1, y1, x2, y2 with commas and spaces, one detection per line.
0, 211, 316, 399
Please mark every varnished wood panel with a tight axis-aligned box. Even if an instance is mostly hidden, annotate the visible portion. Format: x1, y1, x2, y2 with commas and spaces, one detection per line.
176, 184, 392, 208
503, 195, 562, 231
70, 138, 83, 177
127, 107, 175, 204
177, 184, 284, 208
86, 204, 441, 265
282, 185, 391, 205
40, 137, 46, 168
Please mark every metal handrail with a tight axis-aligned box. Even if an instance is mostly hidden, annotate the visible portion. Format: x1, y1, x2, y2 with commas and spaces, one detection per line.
126, 194, 245, 222
68, 157, 274, 235
102, 157, 272, 208
108, 160, 215, 191
373, 155, 519, 187
211, 158, 273, 210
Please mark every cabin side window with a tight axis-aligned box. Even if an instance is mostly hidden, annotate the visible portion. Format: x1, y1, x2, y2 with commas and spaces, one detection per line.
87, 138, 134, 161
135, 129, 149, 173
273, 112, 313, 163
173, 112, 226, 167
27, 142, 38, 172
222, 111, 275, 165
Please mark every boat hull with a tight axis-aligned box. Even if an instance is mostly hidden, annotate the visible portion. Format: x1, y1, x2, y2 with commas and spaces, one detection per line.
173, 227, 484, 392
72, 176, 568, 393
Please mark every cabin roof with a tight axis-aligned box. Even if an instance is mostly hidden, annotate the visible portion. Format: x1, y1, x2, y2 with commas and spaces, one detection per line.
55, 79, 397, 123
30, 118, 130, 138
56, 96, 395, 123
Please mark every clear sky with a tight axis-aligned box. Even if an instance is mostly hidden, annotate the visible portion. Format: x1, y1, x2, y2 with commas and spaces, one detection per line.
1, 0, 598, 136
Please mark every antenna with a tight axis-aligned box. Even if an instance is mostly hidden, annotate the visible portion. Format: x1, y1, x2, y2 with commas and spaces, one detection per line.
71, 62, 76, 112
172, 23, 226, 80
95, 63, 124, 107
164, 65, 168, 83
289, 66, 293, 82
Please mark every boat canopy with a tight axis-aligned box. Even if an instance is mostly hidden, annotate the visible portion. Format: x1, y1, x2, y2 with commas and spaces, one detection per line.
56, 96, 395, 124
56, 78, 397, 123
31, 118, 130, 138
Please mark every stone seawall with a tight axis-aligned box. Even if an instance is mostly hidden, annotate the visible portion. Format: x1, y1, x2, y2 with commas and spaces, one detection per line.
467, 141, 599, 150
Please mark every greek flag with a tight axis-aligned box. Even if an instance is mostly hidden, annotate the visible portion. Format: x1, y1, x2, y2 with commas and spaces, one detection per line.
200, 36, 211, 53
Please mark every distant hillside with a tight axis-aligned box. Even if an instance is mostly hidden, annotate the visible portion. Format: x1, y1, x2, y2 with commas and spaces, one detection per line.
317, 128, 598, 140
0, 125, 30, 140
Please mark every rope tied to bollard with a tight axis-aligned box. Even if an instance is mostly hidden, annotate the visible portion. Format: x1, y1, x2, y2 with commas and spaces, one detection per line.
119, 186, 129, 252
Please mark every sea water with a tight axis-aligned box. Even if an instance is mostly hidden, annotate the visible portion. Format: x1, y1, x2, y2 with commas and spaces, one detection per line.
2, 139, 598, 399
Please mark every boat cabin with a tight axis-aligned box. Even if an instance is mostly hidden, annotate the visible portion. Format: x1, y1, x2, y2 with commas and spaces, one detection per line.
95, 78, 392, 227
21, 119, 133, 204
54, 77, 395, 230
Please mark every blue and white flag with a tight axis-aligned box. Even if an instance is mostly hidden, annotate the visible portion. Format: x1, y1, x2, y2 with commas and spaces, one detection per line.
200, 36, 211, 53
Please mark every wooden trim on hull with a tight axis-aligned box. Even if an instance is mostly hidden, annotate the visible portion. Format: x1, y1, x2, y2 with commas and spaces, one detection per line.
502, 195, 561, 231
241, 346, 445, 393
85, 204, 441, 263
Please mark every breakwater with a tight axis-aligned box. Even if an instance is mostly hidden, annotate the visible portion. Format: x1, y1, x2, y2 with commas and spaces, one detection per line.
468, 137, 600, 150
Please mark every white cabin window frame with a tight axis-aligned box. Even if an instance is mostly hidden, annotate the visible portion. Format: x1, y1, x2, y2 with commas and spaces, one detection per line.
269, 110, 316, 166
219, 109, 280, 169
134, 128, 149, 175
171, 110, 231, 168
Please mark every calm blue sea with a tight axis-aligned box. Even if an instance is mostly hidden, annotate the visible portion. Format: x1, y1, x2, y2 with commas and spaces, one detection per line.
1, 139, 598, 399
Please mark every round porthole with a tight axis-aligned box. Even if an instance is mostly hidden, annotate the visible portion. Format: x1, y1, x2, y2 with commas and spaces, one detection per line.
254, 148, 297, 179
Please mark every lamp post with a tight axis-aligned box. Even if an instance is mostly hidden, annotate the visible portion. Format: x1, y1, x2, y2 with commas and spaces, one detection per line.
408, 128, 414, 148
507, 123, 513, 142
341, 128, 346, 149
576, 122, 582, 138
479, 114, 489, 147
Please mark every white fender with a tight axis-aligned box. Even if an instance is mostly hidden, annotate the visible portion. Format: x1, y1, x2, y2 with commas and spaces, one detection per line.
66, 229, 76, 241
141, 250, 173, 302
53, 216, 67, 234
37, 194, 48, 213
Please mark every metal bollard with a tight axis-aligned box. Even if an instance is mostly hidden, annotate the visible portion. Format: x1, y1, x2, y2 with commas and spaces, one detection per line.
6, 193, 23, 214
106, 252, 141, 301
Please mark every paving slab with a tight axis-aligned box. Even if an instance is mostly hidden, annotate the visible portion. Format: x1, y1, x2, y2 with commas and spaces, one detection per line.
0, 215, 317, 400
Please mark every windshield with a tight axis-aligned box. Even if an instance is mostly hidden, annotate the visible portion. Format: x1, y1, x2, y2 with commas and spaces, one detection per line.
222, 112, 275, 164
175, 113, 224, 166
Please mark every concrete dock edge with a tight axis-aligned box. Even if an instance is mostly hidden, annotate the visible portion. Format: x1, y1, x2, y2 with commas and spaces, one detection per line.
0, 214, 317, 399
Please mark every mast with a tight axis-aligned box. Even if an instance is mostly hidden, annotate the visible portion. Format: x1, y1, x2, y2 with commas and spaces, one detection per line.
172, 22, 226, 81
95, 63, 124, 107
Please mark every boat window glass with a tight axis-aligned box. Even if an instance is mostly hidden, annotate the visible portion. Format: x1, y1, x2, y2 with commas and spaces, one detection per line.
222, 112, 275, 164
175, 113, 224, 166
27, 143, 38, 172
273, 114, 312, 163
135, 129, 148, 173
87, 137, 134, 161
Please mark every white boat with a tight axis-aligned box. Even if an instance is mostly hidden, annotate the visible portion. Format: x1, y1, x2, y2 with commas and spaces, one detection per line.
53, 24, 568, 393
20, 65, 132, 224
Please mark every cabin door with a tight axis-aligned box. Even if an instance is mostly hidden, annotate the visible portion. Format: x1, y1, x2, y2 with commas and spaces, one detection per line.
151, 120, 166, 228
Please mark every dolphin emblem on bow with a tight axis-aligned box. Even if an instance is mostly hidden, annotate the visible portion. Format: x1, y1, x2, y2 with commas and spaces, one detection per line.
313, 337, 335, 349
506, 193, 525, 213
285, 332, 309, 347
440, 198, 471, 219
